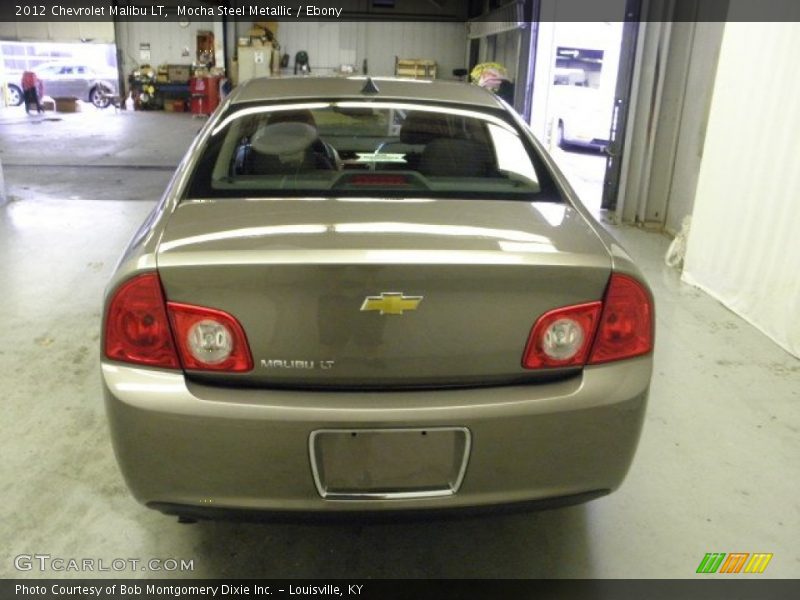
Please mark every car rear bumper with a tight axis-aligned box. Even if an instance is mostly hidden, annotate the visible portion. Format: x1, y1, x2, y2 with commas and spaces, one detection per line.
571, 139, 609, 150
102, 356, 650, 515
563, 134, 609, 150
148, 490, 609, 522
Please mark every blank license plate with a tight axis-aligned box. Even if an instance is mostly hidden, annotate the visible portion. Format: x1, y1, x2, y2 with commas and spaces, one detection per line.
309, 427, 471, 500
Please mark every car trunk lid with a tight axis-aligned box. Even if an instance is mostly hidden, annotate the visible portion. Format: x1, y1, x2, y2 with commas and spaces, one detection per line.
156, 198, 611, 388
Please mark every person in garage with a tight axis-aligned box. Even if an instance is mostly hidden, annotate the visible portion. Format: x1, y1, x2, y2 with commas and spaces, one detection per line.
470, 62, 514, 105
21, 70, 43, 114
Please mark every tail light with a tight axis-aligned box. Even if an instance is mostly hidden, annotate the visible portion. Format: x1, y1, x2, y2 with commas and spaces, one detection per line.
104, 272, 252, 372
523, 302, 602, 368
588, 273, 653, 364
349, 174, 411, 186
104, 273, 180, 369
167, 303, 253, 372
522, 273, 653, 369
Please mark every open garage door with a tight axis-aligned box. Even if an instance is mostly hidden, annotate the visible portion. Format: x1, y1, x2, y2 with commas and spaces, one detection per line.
528, 0, 639, 215
0, 22, 116, 109
1, 40, 118, 109
600, 0, 640, 211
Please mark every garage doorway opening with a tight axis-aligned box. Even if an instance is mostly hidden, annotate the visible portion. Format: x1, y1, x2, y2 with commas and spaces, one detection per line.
1, 41, 118, 110
529, 21, 624, 215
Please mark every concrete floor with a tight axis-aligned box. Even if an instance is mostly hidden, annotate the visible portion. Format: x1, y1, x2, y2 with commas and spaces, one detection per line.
550, 145, 607, 215
0, 106, 798, 579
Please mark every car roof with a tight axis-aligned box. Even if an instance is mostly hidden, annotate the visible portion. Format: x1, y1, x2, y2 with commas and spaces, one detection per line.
230, 77, 504, 110
35, 62, 81, 70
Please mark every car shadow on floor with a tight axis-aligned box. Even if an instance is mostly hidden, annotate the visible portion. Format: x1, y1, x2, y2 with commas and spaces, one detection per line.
183, 505, 591, 578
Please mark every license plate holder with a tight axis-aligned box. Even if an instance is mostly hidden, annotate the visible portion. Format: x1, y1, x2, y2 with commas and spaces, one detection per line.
309, 427, 471, 500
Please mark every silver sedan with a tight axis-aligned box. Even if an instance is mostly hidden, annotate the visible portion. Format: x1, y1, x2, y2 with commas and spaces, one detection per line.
102, 77, 654, 520
35, 61, 118, 108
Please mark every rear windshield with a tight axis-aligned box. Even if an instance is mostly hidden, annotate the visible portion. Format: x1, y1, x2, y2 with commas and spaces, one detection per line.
185, 100, 562, 201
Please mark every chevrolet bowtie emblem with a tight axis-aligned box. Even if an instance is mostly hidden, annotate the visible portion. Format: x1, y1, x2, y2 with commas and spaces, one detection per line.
360, 292, 423, 315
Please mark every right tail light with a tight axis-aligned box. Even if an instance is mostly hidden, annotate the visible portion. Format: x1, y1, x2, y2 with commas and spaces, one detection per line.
588, 273, 653, 364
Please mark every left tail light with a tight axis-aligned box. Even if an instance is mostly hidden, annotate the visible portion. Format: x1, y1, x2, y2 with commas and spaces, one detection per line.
104, 272, 253, 372
104, 273, 180, 369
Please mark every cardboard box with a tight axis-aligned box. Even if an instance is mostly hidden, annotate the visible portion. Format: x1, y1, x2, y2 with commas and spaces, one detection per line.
54, 97, 79, 112
167, 65, 191, 84
396, 59, 438, 79
255, 21, 278, 36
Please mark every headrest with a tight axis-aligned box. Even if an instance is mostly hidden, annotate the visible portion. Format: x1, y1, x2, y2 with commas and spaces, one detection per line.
399, 111, 453, 145
420, 138, 494, 177
266, 109, 316, 127
251, 122, 317, 156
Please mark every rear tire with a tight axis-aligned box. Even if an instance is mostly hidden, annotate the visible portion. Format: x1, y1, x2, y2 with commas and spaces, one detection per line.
6, 84, 23, 107
89, 85, 111, 109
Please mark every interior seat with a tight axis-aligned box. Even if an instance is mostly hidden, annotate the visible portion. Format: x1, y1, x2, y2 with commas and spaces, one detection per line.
419, 138, 495, 177
399, 111, 495, 177
244, 109, 335, 175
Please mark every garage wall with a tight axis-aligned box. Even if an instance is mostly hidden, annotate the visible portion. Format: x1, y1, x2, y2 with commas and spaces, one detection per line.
682, 21, 800, 358
115, 21, 224, 71
615, 9, 725, 227
235, 21, 467, 79
660, 21, 724, 234
8, 19, 466, 91
482, 30, 520, 79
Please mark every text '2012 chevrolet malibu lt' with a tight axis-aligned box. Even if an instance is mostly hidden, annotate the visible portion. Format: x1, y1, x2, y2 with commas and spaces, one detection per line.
102, 77, 654, 520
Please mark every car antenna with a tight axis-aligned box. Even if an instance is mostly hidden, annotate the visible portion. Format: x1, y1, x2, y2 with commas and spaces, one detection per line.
361, 77, 380, 95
